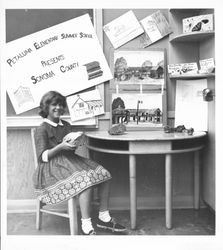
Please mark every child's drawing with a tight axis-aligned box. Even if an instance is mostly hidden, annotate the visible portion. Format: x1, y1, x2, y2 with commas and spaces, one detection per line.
66, 89, 104, 122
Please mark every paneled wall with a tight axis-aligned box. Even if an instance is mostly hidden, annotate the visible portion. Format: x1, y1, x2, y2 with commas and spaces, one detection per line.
7, 130, 34, 199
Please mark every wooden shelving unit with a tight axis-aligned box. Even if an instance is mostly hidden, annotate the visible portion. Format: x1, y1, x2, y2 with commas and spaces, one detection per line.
169, 31, 214, 43
169, 73, 215, 80
168, 8, 215, 81
168, 8, 215, 209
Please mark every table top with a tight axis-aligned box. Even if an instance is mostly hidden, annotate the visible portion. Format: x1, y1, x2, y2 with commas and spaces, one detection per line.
85, 130, 207, 142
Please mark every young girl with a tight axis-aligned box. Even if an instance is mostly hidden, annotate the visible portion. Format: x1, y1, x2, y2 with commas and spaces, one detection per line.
32, 91, 126, 235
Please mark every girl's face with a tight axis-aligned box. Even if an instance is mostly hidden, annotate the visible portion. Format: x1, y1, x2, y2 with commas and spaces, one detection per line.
47, 101, 65, 122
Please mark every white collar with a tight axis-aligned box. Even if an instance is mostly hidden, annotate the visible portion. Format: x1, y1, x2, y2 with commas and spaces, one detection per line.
43, 118, 64, 127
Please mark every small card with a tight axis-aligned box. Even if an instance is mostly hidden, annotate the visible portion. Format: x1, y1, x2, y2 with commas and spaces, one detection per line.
182, 14, 214, 33
103, 10, 144, 49
66, 89, 104, 122
199, 58, 215, 73
168, 63, 198, 76
140, 10, 172, 47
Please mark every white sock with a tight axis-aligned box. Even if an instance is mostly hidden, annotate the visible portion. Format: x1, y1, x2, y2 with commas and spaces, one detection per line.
81, 218, 94, 234
99, 210, 111, 222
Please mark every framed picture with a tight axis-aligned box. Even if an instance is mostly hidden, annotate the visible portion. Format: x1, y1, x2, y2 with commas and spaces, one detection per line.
110, 48, 167, 130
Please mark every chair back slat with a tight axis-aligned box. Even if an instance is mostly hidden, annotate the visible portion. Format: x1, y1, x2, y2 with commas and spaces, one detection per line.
31, 128, 38, 170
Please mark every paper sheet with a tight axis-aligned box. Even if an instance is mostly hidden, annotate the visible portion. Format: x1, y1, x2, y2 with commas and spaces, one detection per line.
66, 89, 104, 122
175, 79, 208, 131
103, 10, 144, 49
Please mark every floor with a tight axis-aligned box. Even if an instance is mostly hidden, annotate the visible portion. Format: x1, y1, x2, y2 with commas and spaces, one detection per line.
7, 208, 215, 235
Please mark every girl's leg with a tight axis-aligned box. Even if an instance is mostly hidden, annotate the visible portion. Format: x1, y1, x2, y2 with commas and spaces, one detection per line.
97, 180, 111, 212
79, 187, 95, 234
97, 180, 126, 232
79, 187, 92, 218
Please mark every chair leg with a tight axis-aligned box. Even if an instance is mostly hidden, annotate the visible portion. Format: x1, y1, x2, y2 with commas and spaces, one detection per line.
36, 199, 43, 230
68, 197, 78, 235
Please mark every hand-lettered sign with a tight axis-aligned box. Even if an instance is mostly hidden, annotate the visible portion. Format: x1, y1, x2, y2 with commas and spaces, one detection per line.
5, 14, 112, 114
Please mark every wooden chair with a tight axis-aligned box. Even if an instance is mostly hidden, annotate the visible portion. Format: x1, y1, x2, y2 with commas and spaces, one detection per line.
31, 128, 79, 235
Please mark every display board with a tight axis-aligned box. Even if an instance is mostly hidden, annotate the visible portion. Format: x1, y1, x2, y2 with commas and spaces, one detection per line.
5, 9, 104, 127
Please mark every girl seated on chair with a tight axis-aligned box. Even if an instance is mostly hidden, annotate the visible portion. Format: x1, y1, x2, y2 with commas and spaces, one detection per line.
32, 91, 126, 235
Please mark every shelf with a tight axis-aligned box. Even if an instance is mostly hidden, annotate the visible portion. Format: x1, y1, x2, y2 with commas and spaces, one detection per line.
169, 73, 215, 80
170, 31, 214, 43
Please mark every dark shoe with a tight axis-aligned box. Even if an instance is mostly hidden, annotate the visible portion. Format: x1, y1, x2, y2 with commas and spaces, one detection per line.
96, 218, 126, 232
81, 229, 96, 235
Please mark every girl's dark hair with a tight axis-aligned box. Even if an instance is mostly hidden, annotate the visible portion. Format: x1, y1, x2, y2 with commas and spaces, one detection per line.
39, 91, 67, 118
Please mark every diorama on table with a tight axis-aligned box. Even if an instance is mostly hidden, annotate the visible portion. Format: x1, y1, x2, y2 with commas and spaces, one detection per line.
109, 48, 167, 131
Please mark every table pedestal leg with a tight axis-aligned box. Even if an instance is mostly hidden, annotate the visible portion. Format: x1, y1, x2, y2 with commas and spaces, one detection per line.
194, 151, 200, 209
129, 154, 136, 230
165, 153, 172, 229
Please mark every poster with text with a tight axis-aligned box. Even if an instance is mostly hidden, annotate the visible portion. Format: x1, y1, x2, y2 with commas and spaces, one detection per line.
5, 14, 112, 114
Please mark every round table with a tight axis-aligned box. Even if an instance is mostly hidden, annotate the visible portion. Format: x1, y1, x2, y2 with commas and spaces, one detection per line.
85, 130, 207, 229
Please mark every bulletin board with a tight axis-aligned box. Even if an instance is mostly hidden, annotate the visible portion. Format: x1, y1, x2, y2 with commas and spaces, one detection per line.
6, 9, 104, 128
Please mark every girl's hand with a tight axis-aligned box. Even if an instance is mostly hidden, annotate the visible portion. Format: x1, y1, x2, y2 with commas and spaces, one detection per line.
47, 141, 76, 161
59, 141, 77, 151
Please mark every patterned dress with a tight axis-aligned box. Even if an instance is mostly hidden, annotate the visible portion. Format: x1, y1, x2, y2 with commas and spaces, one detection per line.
33, 120, 111, 204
